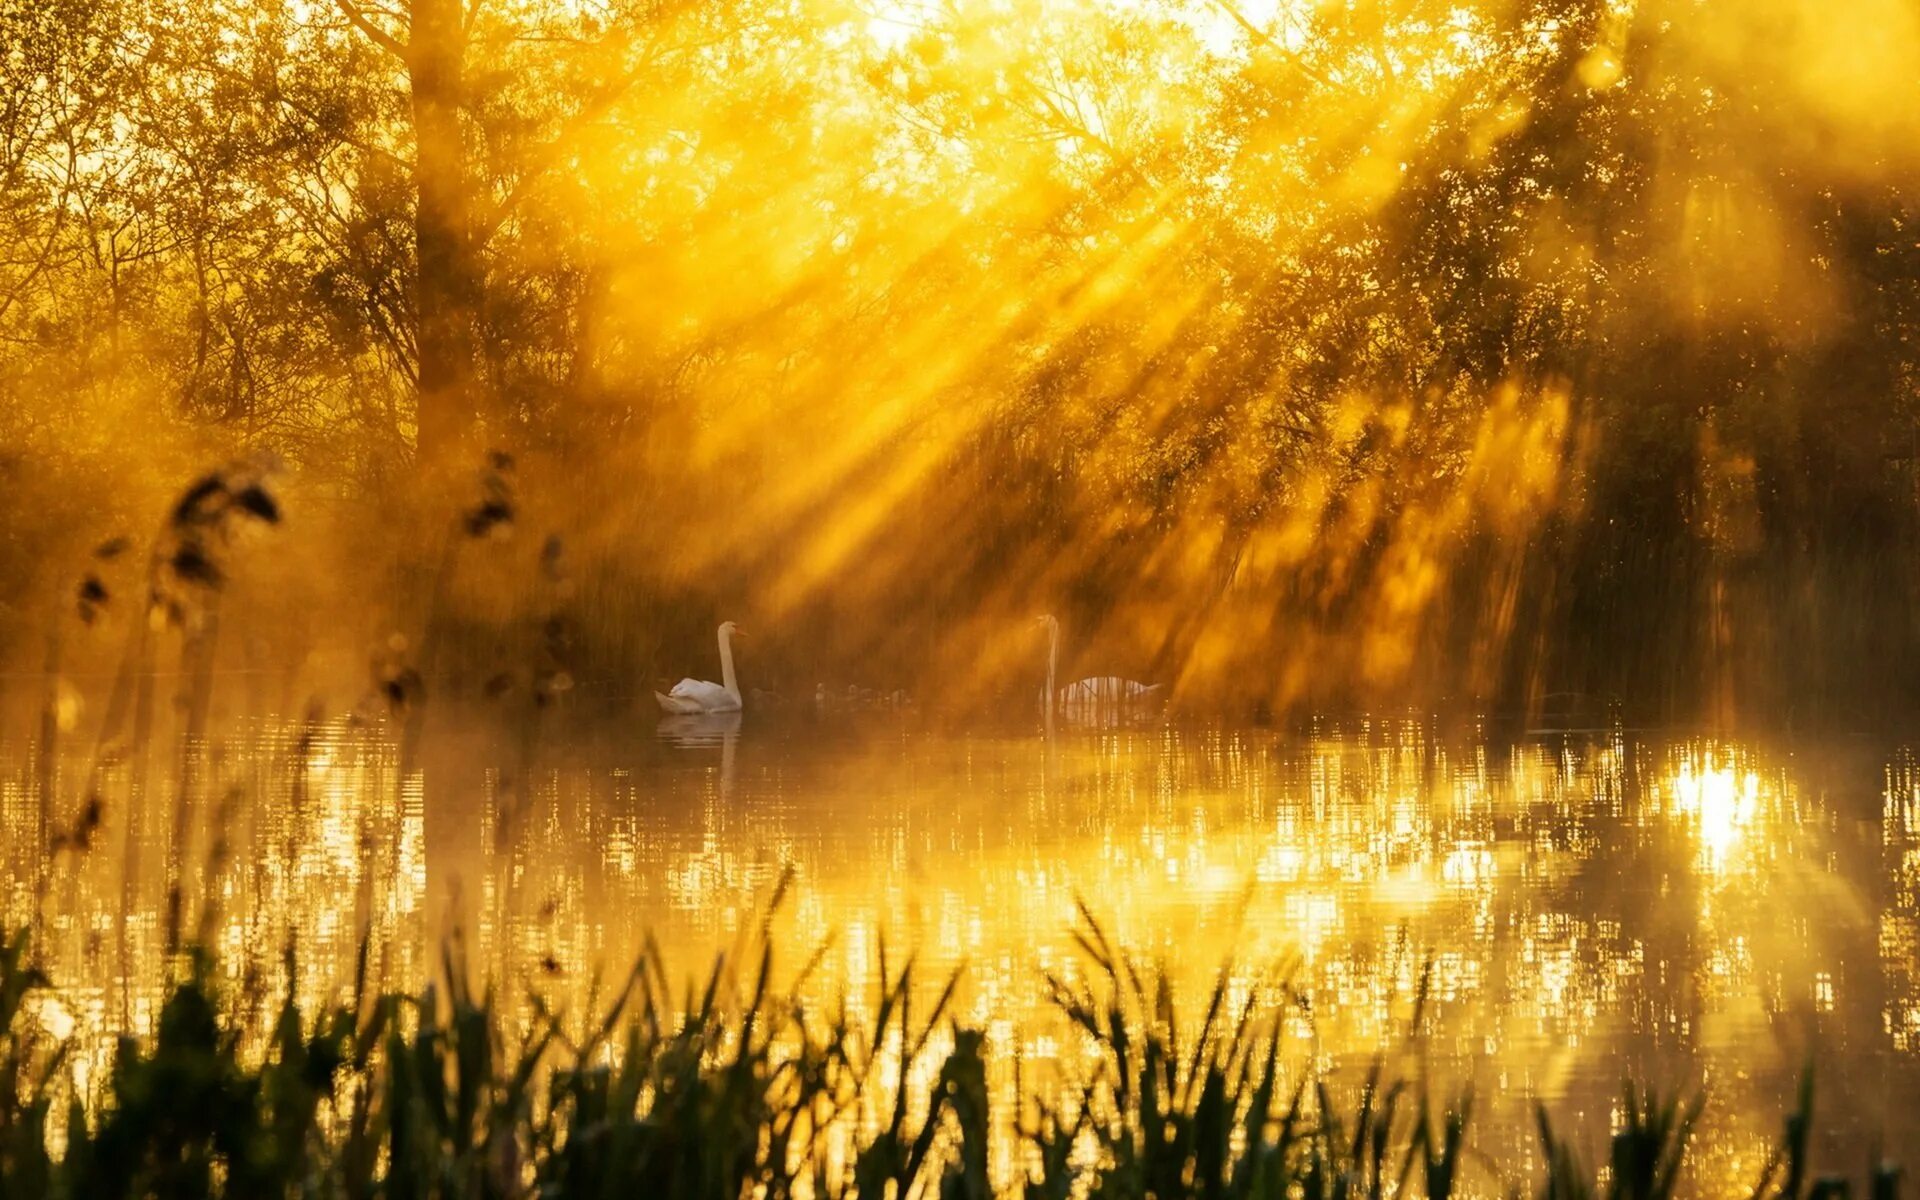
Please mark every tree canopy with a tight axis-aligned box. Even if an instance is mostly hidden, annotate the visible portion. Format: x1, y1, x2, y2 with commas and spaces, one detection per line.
4, 0, 1919, 718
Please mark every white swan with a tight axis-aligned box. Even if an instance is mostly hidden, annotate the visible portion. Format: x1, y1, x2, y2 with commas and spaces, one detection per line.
1038, 614, 1162, 721
655, 621, 744, 714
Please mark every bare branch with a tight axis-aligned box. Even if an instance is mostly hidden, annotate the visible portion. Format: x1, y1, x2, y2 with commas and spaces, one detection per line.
471, 36, 655, 243
334, 0, 409, 61
1209, 0, 1339, 91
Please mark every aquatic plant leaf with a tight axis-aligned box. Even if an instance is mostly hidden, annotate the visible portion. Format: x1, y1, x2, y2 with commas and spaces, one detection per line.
382, 666, 424, 715
463, 499, 515, 537
170, 542, 224, 588
76, 574, 108, 623
232, 483, 281, 524
172, 474, 229, 526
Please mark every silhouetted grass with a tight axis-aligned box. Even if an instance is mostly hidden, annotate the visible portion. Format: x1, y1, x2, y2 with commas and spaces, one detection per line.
0, 908, 1892, 1200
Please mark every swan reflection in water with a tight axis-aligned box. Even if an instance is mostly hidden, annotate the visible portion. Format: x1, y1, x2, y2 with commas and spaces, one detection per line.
657, 709, 741, 801
655, 710, 743, 748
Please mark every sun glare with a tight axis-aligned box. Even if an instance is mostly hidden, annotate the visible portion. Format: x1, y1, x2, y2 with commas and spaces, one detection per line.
1670, 754, 1762, 872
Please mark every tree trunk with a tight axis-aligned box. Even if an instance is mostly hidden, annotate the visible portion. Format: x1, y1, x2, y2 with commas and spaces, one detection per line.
409, 0, 480, 471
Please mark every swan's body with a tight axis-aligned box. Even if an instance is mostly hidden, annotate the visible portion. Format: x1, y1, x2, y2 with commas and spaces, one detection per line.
1056, 676, 1164, 708
657, 679, 736, 714
813, 682, 915, 713
655, 622, 743, 714
1039, 615, 1161, 722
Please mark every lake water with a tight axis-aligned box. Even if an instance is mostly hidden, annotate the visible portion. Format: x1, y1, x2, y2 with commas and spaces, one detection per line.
6, 709, 1920, 1192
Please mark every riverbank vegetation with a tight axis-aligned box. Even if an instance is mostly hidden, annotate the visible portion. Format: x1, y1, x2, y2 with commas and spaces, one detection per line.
0, 914, 1879, 1200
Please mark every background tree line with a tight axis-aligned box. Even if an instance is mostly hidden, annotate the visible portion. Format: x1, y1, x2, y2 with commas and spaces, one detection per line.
3, 0, 1919, 723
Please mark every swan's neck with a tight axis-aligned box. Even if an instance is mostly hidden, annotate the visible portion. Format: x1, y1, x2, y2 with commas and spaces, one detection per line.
1045, 620, 1058, 717
718, 628, 740, 700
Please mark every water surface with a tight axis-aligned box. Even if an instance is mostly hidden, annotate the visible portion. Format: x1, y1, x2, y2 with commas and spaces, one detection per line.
6, 712, 1919, 1191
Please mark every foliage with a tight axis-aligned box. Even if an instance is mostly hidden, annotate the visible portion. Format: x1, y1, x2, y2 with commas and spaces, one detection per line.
6, 0, 1920, 717
0, 912, 1900, 1200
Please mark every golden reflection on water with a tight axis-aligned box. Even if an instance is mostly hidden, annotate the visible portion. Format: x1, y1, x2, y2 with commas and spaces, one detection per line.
1668, 754, 1763, 874
7, 718, 1920, 1190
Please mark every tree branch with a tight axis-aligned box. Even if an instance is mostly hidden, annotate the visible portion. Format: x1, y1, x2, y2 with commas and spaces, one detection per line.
1210, 0, 1339, 91
334, 0, 409, 62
